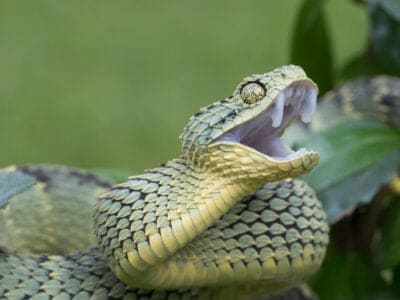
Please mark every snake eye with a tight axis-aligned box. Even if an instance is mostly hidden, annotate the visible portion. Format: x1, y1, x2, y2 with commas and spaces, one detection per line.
240, 82, 266, 104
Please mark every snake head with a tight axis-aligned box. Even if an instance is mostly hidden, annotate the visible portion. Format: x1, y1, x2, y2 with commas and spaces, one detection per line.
180, 65, 319, 182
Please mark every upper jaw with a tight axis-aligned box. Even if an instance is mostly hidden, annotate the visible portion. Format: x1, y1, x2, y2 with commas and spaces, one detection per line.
212, 81, 318, 162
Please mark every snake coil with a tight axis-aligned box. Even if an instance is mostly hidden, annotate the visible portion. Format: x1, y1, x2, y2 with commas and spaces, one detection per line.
0, 65, 340, 299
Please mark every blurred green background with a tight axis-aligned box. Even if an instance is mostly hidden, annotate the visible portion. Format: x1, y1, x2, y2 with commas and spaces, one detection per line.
0, 0, 367, 172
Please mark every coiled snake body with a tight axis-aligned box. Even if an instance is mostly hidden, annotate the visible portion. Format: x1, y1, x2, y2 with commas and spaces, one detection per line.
1, 65, 333, 299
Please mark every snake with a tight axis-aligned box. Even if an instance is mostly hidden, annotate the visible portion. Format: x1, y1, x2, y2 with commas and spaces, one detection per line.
4, 64, 384, 299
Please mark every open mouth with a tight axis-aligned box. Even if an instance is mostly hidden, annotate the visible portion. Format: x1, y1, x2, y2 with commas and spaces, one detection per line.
215, 82, 317, 161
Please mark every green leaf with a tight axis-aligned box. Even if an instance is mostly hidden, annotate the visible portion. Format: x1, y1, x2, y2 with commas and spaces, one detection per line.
339, 54, 383, 81
366, 0, 400, 21
312, 245, 395, 299
0, 169, 36, 209
393, 264, 400, 295
319, 151, 399, 223
290, 0, 333, 94
300, 121, 400, 191
341, 0, 400, 78
373, 197, 400, 268
366, 1, 400, 73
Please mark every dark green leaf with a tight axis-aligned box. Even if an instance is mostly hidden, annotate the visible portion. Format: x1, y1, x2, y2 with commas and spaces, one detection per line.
300, 121, 400, 191
366, 1, 400, 73
0, 169, 36, 209
373, 197, 400, 268
366, 0, 400, 21
393, 265, 400, 295
312, 245, 395, 299
341, 0, 400, 78
339, 54, 383, 81
290, 0, 333, 94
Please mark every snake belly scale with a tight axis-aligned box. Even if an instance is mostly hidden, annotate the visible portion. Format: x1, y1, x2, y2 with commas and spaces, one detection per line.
0, 65, 329, 299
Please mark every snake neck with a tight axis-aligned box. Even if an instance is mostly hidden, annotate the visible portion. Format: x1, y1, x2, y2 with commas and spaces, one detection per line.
180, 156, 269, 215
95, 155, 271, 288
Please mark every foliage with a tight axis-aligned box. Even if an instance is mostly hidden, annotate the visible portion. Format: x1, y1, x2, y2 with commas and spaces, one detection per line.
290, 0, 334, 95
342, 0, 400, 78
292, 0, 400, 298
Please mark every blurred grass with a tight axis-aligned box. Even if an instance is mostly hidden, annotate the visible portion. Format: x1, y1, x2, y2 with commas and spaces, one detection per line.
0, 0, 367, 173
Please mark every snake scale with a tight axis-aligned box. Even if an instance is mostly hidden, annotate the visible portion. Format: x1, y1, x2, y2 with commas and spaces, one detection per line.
1, 65, 398, 299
